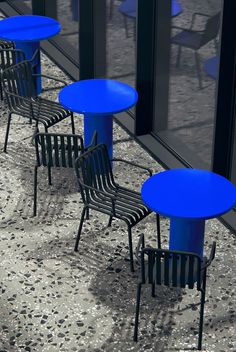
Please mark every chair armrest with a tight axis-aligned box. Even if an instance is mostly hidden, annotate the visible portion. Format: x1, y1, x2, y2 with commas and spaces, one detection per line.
31, 127, 40, 146
3, 89, 34, 104
112, 158, 152, 176
190, 12, 211, 29
28, 49, 40, 68
32, 73, 68, 86
84, 131, 98, 151
171, 26, 203, 34
202, 241, 216, 269
79, 180, 117, 215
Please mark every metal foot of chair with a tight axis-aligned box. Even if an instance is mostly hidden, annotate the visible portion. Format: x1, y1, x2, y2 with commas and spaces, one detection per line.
128, 226, 134, 272
4, 113, 12, 153
133, 283, 142, 342
74, 207, 87, 251
33, 165, 38, 216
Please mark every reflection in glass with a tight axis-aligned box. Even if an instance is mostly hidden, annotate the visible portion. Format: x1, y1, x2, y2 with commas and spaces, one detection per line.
154, 0, 222, 168
57, 0, 79, 58
106, 0, 136, 87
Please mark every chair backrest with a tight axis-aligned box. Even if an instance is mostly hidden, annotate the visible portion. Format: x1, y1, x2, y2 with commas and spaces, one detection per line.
2, 60, 36, 108
34, 132, 84, 168
74, 144, 115, 205
201, 12, 221, 46
0, 40, 14, 50
0, 48, 25, 70
140, 247, 203, 290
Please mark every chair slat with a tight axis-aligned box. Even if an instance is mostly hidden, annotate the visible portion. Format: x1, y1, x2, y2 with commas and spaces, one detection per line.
67, 135, 73, 167
53, 135, 60, 167
172, 253, 178, 287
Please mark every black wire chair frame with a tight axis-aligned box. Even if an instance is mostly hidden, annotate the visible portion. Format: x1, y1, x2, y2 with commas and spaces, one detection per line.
33, 130, 97, 216
74, 143, 161, 272
2, 60, 75, 152
133, 234, 216, 350
0, 42, 16, 99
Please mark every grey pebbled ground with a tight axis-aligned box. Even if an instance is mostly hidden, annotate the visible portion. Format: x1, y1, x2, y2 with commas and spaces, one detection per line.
0, 5, 236, 352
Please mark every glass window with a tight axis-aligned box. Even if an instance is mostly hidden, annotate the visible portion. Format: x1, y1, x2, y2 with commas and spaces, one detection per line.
153, 0, 222, 168
106, 0, 136, 87
42, 0, 79, 62
6, 0, 32, 12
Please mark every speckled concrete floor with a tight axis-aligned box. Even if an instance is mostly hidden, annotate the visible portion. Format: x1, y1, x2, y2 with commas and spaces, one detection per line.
0, 50, 236, 352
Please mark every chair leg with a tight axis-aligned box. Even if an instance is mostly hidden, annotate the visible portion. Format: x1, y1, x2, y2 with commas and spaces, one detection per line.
198, 272, 206, 350
123, 16, 129, 38
176, 46, 182, 67
86, 208, 89, 220
108, 215, 113, 227
214, 38, 218, 53
0, 81, 3, 100
4, 112, 12, 153
71, 112, 75, 134
48, 166, 52, 185
194, 51, 203, 89
151, 283, 155, 297
133, 283, 142, 342
156, 213, 161, 248
74, 207, 87, 252
127, 226, 134, 272
33, 165, 38, 216
109, 0, 114, 19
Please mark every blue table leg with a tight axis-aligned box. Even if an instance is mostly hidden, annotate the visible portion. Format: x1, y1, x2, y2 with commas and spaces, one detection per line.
169, 217, 205, 257
14, 40, 41, 94
84, 114, 113, 160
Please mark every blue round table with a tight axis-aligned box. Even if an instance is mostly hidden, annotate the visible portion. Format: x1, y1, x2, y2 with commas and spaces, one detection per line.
119, 0, 182, 18
59, 79, 138, 159
204, 56, 219, 80
0, 15, 61, 94
141, 169, 236, 256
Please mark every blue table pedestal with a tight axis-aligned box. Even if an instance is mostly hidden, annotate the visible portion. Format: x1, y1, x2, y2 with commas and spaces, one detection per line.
169, 218, 205, 257
15, 40, 41, 94
84, 114, 113, 160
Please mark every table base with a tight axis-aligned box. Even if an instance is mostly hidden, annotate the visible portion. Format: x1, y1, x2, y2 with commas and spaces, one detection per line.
84, 114, 113, 160
15, 40, 41, 94
169, 218, 205, 257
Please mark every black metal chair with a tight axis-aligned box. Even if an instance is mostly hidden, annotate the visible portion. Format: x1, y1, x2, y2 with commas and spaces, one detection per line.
133, 234, 216, 350
74, 143, 161, 272
2, 60, 75, 152
171, 12, 221, 88
0, 48, 27, 100
33, 130, 97, 216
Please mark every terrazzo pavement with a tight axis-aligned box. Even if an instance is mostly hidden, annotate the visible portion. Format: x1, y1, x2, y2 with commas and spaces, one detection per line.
0, 50, 236, 352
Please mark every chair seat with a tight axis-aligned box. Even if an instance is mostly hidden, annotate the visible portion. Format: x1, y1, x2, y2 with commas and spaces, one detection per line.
141, 255, 207, 288
171, 30, 202, 50
12, 97, 71, 128
89, 185, 151, 226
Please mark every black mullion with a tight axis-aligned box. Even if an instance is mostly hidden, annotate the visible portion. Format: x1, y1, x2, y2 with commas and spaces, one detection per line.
212, 0, 236, 178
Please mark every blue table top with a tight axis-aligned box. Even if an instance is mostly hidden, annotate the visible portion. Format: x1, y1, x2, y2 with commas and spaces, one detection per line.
141, 169, 236, 220
0, 15, 61, 42
59, 79, 138, 115
119, 0, 182, 18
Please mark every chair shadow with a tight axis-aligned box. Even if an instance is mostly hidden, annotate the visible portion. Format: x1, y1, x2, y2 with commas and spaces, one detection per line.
0, 141, 80, 228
